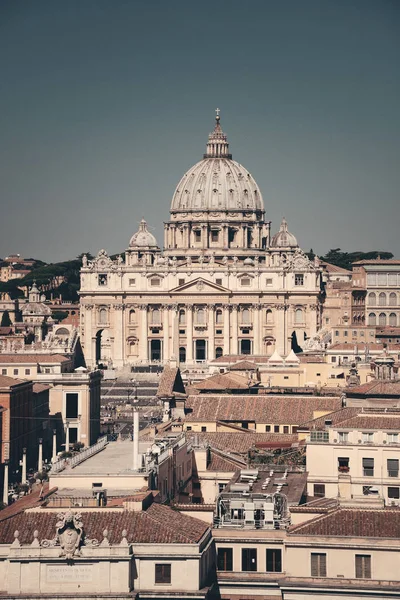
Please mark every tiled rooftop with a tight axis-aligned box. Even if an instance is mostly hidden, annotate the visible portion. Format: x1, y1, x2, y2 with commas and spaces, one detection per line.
187, 431, 298, 454
185, 395, 342, 424
193, 372, 251, 391
289, 507, 400, 538
0, 353, 71, 363
346, 380, 400, 396
0, 375, 28, 388
157, 365, 186, 397
0, 502, 209, 545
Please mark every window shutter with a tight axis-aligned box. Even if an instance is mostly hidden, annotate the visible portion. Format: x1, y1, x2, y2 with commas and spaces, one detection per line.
311, 553, 326, 577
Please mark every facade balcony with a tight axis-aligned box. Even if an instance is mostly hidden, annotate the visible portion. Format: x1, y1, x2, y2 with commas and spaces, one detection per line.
149, 323, 163, 331
194, 323, 208, 331
239, 323, 253, 330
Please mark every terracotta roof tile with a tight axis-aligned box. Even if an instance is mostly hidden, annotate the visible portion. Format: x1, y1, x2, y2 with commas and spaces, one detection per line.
187, 431, 298, 454
32, 383, 51, 393
206, 452, 241, 471
228, 360, 258, 371
157, 365, 186, 397
0, 375, 29, 388
346, 380, 400, 396
0, 503, 209, 545
185, 395, 341, 425
194, 373, 251, 391
289, 507, 400, 538
0, 353, 71, 363
329, 343, 400, 351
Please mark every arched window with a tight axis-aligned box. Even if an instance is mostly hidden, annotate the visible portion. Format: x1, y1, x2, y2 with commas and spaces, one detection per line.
215, 347, 223, 359
368, 293, 376, 306
242, 308, 250, 324
379, 292, 387, 306
99, 308, 107, 324
368, 312, 376, 326
389, 313, 397, 326
196, 308, 206, 324
215, 309, 223, 325
179, 309, 186, 325
266, 309, 273, 324
152, 308, 161, 324
389, 292, 397, 306
295, 308, 303, 324
129, 309, 136, 324
379, 312, 387, 326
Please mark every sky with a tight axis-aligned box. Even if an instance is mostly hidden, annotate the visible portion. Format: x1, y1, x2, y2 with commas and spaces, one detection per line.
0, 0, 399, 263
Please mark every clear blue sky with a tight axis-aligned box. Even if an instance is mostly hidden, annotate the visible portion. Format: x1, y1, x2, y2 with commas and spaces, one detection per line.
0, 0, 399, 262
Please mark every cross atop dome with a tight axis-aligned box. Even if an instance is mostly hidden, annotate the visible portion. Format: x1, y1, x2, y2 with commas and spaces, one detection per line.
203, 108, 232, 159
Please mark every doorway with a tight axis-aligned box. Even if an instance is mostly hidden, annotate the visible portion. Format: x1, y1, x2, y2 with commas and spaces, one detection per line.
240, 339, 251, 355
150, 339, 162, 361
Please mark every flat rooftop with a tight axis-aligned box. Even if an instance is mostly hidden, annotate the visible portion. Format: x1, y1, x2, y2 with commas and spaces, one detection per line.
52, 440, 151, 477
223, 467, 308, 506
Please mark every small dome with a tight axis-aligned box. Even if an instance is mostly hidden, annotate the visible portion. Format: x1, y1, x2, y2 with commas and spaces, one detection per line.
271, 217, 298, 248
129, 219, 158, 248
243, 257, 254, 265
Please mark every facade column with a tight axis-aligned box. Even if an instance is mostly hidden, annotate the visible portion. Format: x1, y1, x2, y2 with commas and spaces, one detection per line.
139, 305, 148, 361
242, 226, 247, 248
3, 461, 9, 506
113, 304, 124, 367
223, 225, 228, 249
21, 448, 27, 483
253, 305, 260, 355
202, 225, 208, 249
38, 439, 43, 472
208, 306, 215, 361
52, 430, 57, 463
223, 305, 230, 356
172, 304, 179, 360
231, 305, 238, 355
186, 305, 193, 363
276, 304, 286, 355
163, 305, 170, 362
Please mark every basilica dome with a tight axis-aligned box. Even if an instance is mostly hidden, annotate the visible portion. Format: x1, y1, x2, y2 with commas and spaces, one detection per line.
271, 217, 298, 248
129, 219, 158, 248
170, 114, 264, 214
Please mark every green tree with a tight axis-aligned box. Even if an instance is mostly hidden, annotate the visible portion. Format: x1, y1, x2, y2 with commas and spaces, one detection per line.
0, 310, 12, 327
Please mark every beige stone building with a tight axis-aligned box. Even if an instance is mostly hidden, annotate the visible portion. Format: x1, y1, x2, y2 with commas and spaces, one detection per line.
80, 114, 322, 369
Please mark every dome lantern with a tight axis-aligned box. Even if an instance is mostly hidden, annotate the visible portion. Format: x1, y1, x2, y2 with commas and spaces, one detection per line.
203, 109, 232, 159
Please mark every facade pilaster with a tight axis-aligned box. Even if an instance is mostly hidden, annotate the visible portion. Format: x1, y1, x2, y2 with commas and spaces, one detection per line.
172, 304, 179, 359
231, 305, 238, 355
208, 305, 215, 361
186, 305, 193, 363
163, 305, 170, 362
223, 305, 230, 356
253, 304, 261, 355
139, 304, 148, 360
113, 304, 124, 367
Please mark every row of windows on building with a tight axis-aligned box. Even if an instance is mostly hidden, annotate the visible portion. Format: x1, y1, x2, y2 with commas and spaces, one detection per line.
311, 431, 400, 446
368, 292, 399, 306
314, 482, 400, 500
368, 312, 398, 326
97, 307, 306, 326
98, 273, 306, 288
367, 273, 400, 287
1, 367, 53, 376
217, 548, 373, 579
186, 425, 298, 434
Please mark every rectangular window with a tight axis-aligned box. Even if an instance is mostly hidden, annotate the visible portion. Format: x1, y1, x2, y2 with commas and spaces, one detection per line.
265, 425, 271, 432
178, 279, 185, 286
66, 393, 79, 419
129, 278, 136, 286
335, 330, 339, 336
388, 487, 400, 499
266, 549, 282, 572
216, 278, 222, 285
362, 432, 373, 444
338, 457, 350, 473
367, 273, 376, 286
377, 273, 387, 286
338, 432, 348, 443
98, 273, 107, 286
194, 230, 201, 242
295, 274, 304, 286
274, 425, 280, 433
355, 555, 371, 579
25, 368, 30, 375
283, 426, 289, 434
284, 376, 289, 380
186, 426, 192, 431
344, 331, 348, 337
69, 427, 78, 444
1, 369, 6, 375
388, 273, 397, 286
13, 368, 18, 375
265, 278, 273, 286
155, 563, 171, 584
387, 433, 399, 444
241, 278, 251, 286
217, 548, 233, 571
331, 356, 336, 363
201, 426, 207, 432
387, 459, 399, 478
211, 230, 219, 242
310, 431, 329, 442
150, 278, 161, 286
314, 484, 325, 498
45, 367, 51, 374
311, 553, 327, 577
363, 458, 374, 477
216, 329, 222, 334
242, 548, 257, 572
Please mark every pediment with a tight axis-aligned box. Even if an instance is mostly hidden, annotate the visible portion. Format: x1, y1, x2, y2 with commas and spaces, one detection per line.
169, 277, 231, 294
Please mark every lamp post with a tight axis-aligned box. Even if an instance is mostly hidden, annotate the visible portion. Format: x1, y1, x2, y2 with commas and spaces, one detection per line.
22, 448, 27, 483
52, 429, 57, 463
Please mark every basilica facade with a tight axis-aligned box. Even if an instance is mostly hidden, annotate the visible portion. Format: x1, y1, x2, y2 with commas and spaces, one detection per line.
79, 114, 322, 368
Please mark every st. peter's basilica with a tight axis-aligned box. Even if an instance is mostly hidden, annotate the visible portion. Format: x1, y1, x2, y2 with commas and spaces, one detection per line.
79, 112, 322, 368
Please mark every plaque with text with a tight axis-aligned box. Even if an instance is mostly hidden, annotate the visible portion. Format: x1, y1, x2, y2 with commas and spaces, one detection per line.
46, 564, 93, 583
